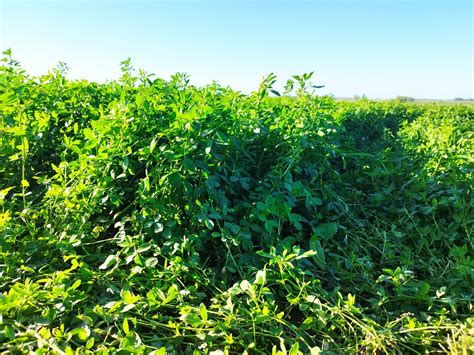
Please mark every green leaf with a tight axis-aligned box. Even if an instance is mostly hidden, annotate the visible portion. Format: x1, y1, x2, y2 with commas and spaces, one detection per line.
4, 324, 15, 339
264, 220, 278, 233
122, 156, 129, 170
83, 128, 96, 141
312, 197, 323, 205
76, 326, 90, 341
143, 176, 150, 192
314, 222, 338, 240
70, 279, 81, 290
289, 342, 299, 355
162, 285, 178, 305
122, 290, 140, 305
204, 219, 214, 230
199, 303, 208, 322
86, 337, 95, 349
309, 236, 326, 269
84, 138, 98, 149
182, 157, 195, 170
99, 255, 116, 270
184, 313, 202, 327
295, 250, 317, 260
149, 138, 157, 154
122, 317, 130, 334
0, 187, 15, 201
254, 269, 266, 285
21, 136, 29, 152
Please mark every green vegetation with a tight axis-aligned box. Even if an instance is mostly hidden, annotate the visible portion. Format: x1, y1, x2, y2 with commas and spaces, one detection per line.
1, 50, 473, 353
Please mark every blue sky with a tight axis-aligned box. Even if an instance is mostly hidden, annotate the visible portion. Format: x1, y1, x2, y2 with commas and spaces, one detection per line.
1, 0, 472, 99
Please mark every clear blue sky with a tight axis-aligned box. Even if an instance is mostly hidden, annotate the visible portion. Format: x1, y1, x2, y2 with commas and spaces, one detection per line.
1, 0, 472, 99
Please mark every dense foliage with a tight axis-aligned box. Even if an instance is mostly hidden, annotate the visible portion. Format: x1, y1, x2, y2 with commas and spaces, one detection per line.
1, 50, 473, 354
